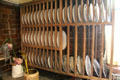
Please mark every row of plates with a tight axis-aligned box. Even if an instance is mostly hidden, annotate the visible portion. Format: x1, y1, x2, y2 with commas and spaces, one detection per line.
22, 31, 67, 50
27, 51, 108, 77
21, 1, 110, 25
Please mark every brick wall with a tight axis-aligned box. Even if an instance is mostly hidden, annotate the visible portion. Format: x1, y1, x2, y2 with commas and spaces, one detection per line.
0, 2, 20, 50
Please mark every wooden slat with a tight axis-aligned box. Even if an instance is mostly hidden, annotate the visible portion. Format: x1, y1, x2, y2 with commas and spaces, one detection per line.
91, 25, 95, 76
50, 0, 53, 70
74, 25, 77, 74
83, 25, 86, 75
70, 0, 72, 23
109, 2, 115, 80
59, 0, 63, 72
99, 24, 104, 79
54, 0, 57, 70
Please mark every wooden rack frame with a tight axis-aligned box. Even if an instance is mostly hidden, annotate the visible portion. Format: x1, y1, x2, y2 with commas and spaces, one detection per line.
20, 0, 115, 80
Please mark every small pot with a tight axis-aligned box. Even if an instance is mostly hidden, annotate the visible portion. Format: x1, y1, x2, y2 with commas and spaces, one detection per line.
24, 69, 39, 80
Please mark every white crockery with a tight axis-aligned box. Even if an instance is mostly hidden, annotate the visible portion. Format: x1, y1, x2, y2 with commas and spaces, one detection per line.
44, 10, 47, 23
31, 31, 34, 45
48, 56, 51, 68
24, 33, 27, 43
45, 31, 48, 46
37, 31, 41, 46
27, 13, 31, 24
33, 11, 37, 24
93, 59, 100, 76
77, 56, 82, 74
69, 56, 74, 72
41, 31, 44, 46
53, 31, 55, 47
85, 55, 92, 76
33, 32, 37, 45
21, 14, 24, 24
78, 4, 82, 22
62, 8, 65, 23
24, 13, 27, 24
57, 31, 67, 50
57, 9, 60, 23
48, 10, 51, 23
27, 32, 30, 44
63, 55, 67, 72
67, 6, 70, 22
48, 31, 51, 47
89, 3, 93, 22
101, 1, 106, 22
72, 5, 76, 22
53, 9, 55, 23
40, 10, 44, 24
30, 12, 33, 24
83, 4, 87, 22
94, 2, 100, 22
37, 53, 40, 65
41, 54, 44, 66
37, 11, 40, 24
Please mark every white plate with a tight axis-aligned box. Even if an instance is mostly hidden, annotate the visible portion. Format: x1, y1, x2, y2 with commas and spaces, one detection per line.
37, 11, 40, 24
48, 55, 51, 68
27, 13, 30, 24
63, 55, 67, 72
93, 59, 100, 76
25, 33, 27, 43
89, 3, 93, 22
31, 52, 34, 65
34, 32, 37, 45
57, 31, 67, 50
101, 1, 106, 22
37, 31, 41, 46
62, 8, 65, 23
30, 12, 33, 24
72, 5, 76, 22
106, 0, 112, 22
44, 10, 47, 23
33, 11, 37, 24
85, 55, 91, 76
27, 52, 30, 63
77, 56, 82, 74
21, 14, 24, 24
94, 3, 100, 22
45, 31, 48, 46
48, 31, 51, 47
67, 6, 70, 23
37, 53, 41, 66
22, 34, 24, 43
83, 4, 87, 22
53, 31, 55, 47
78, 4, 82, 22
53, 9, 55, 23
29, 32, 32, 45
41, 31, 44, 46
40, 10, 44, 24
57, 9, 60, 23
31, 31, 34, 45
69, 56, 74, 72
48, 10, 51, 23
41, 54, 44, 66
24, 13, 27, 24
27, 32, 30, 44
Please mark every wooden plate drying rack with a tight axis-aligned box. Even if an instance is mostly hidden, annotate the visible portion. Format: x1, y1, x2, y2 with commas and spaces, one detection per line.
20, 0, 115, 79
